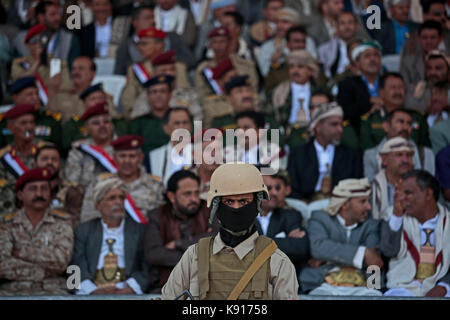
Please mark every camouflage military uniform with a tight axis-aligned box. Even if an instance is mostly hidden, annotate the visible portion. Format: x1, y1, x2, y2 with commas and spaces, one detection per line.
121, 60, 190, 118
52, 178, 84, 229
359, 108, 431, 151
0, 208, 73, 296
64, 137, 116, 191
194, 54, 259, 102
0, 179, 15, 216
129, 112, 169, 156
61, 115, 128, 154
11, 56, 73, 92
0, 109, 62, 149
80, 167, 165, 223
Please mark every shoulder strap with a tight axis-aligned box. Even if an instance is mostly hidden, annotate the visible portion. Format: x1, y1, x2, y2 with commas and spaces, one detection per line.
227, 239, 277, 300
197, 237, 213, 300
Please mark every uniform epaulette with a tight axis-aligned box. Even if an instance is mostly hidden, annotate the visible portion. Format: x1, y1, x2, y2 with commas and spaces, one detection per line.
73, 115, 81, 122
148, 174, 161, 182
0, 145, 12, 158
204, 94, 221, 102
0, 114, 4, 121
2, 211, 19, 222
98, 172, 114, 181
36, 140, 53, 148
222, 123, 237, 130
50, 208, 70, 220
46, 110, 62, 121
0, 179, 8, 187
360, 113, 370, 121
72, 139, 87, 148
343, 120, 350, 127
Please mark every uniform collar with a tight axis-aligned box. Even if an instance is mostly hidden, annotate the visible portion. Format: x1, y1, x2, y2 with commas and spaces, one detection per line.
213, 231, 259, 260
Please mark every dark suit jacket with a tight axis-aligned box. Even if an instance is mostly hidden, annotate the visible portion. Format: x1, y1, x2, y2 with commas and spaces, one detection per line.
78, 23, 96, 58
254, 207, 310, 266
372, 19, 419, 55
72, 216, 151, 293
337, 75, 373, 134
287, 141, 363, 200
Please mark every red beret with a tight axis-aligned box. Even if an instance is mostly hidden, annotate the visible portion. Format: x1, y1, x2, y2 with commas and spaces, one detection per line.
25, 24, 45, 44
208, 26, 230, 39
212, 58, 234, 80
111, 135, 144, 151
138, 28, 167, 40
152, 50, 176, 66
4, 104, 36, 119
15, 167, 51, 192
80, 102, 109, 121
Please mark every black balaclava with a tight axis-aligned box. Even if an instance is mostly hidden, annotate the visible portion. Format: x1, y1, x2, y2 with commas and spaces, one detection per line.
216, 198, 259, 247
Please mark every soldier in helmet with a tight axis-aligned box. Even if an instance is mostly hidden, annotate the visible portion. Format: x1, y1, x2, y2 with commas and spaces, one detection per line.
161, 162, 299, 300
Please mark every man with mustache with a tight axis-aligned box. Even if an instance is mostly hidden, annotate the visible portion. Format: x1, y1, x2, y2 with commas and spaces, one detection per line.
258, 171, 309, 276
371, 137, 415, 220
0, 104, 53, 215
381, 170, 450, 297
298, 178, 383, 296
35, 145, 83, 227
144, 169, 218, 290
61, 83, 127, 153
64, 102, 117, 192
363, 109, 435, 182
209, 75, 260, 131
80, 135, 165, 224
0, 76, 62, 148
72, 177, 152, 295
360, 72, 431, 152
287, 102, 362, 202
0, 167, 73, 295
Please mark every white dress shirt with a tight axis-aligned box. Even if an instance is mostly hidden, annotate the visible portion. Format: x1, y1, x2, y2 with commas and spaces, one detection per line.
257, 211, 273, 236
159, 6, 176, 32
95, 16, 112, 58
289, 82, 311, 124
336, 214, 366, 269
76, 219, 143, 295
313, 139, 335, 192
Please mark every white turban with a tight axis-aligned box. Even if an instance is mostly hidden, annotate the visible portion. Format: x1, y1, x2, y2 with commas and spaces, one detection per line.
379, 136, 415, 155
326, 178, 371, 215
93, 177, 127, 204
308, 102, 344, 135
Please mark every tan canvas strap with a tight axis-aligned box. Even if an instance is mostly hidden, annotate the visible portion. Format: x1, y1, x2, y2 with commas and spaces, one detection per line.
198, 237, 213, 300
227, 240, 277, 300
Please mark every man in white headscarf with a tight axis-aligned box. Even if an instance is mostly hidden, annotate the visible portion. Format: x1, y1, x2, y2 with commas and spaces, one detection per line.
298, 178, 384, 296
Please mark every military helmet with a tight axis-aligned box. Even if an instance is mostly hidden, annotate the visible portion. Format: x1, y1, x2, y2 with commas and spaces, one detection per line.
207, 162, 269, 207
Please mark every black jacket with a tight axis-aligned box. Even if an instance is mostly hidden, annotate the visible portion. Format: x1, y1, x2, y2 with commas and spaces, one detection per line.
287, 140, 363, 200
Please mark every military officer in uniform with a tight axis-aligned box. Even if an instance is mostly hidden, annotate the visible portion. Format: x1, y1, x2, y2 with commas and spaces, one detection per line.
194, 26, 259, 102
0, 104, 53, 215
0, 168, 74, 296
11, 24, 72, 93
162, 162, 299, 300
0, 76, 62, 148
61, 83, 127, 153
64, 102, 117, 191
80, 135, 165, 224
121, 28, 189, 118
129, 75, 174, 156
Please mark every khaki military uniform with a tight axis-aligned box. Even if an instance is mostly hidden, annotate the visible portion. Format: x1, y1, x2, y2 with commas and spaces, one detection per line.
202, 95, 234, 129
0, 208, 74, 296
49, 90, 117, 124
64, 137, 115, 191
194, 54, 259, 102
11, 56, 72, 92
129, 87, 203, 121
79, 167, 165, 223
121, 60, 190, 118
161, 231, 299, 300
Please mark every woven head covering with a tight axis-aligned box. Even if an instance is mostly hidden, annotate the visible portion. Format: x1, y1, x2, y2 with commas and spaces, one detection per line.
93, 177, 127, 204
287, 50, 319, 80
308, 102, 344, 135
326, 178, 371, 215
379, 136, 415, 155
